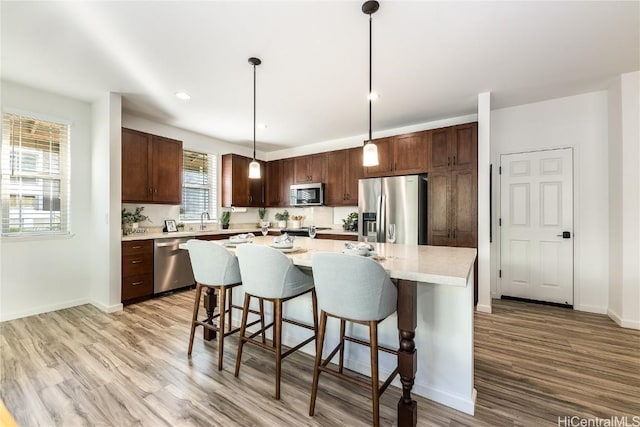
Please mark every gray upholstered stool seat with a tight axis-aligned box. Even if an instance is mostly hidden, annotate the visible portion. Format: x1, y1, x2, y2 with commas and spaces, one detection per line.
309, 252, 399, 427
234, 244, 318, 400
185, 239, 264, 371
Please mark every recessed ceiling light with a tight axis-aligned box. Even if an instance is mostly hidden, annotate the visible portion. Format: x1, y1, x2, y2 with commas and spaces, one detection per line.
175, 92, 191, 100
368, 92, 379, 101
257, 123, 267, 130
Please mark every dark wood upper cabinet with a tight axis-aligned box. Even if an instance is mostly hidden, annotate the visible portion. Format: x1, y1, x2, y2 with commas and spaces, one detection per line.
363, 137, 393, 177
280, 158, 295, 206
221, 154, 264, 207
393, 132, 429, 175
122, 128, 182, 204
363, 132, 429, 178
265, 160, 282, 207
429, 123, 477, 173
345, 147, 363, 204
294, 153, 326, 183
325, 148, 363, 207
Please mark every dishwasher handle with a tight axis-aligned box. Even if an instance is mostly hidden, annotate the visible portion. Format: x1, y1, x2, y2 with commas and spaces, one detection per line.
155, 242, 177, 248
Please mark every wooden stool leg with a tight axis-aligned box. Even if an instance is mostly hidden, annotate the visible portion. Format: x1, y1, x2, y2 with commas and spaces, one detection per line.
188, 283, 204, 356
309, 310, 327, 416
217, 286, 226, 371
338, 318, 346, 373
311, 289, 319, 335
227, 287, 233, 330
234, 293, 251, 377
274, 299, 283, 400
259, 298, 266, 344
369, 321, 380, 427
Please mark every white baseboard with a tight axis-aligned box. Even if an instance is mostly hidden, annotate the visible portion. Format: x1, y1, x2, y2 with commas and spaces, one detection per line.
574, 304, 607, 315
0, 298, 90, 322
607, 309, 640, 330
90, 300, 123, 314
476, 303, 492, 314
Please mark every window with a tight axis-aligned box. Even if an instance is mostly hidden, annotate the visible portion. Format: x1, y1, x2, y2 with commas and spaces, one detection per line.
180, 150, 217, 221
1, 112, 70, 235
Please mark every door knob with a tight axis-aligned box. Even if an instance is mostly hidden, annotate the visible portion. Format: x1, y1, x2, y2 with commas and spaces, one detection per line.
556, 231, 571, 238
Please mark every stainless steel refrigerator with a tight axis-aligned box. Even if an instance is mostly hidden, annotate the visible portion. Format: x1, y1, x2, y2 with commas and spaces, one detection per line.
358, 174, 428, 244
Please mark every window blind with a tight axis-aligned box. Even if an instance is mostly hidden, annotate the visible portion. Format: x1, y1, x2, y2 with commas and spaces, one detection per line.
180, 150, 217, 221
1, 112, 70, 235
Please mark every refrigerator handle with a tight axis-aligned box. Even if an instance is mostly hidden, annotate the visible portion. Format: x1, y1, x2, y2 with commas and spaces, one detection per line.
377, 194, 385, 243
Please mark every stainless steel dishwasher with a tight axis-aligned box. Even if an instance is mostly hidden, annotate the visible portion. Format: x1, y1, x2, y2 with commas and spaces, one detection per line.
154, 237, 195, 294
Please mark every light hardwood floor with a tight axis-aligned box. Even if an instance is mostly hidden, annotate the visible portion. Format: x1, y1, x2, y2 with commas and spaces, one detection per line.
1, 291, 639, 426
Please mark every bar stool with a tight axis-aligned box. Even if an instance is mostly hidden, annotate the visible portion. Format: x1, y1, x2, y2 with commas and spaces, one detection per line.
185, 239, 265, 370
309, 252, 398, 427
234, 244, 318, 400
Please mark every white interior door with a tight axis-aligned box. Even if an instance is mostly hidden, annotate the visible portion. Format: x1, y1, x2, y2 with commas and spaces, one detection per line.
500, 148, 573, 305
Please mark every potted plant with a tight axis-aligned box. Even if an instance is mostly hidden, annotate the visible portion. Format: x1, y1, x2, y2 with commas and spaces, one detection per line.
290, 215, 305, 229
220, 211, 231, 229
274, 210, 289, 229
121, 207, 150, 234
177, 222, 185, 232
342, 212, 358, 231
258, 207, 268, 227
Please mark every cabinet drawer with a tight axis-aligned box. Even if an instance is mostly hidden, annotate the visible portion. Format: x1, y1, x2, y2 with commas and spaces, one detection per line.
122, 273, 153, 301
317, 234, 358, 241
122, 240, 153, 256
122, 253, 153, 276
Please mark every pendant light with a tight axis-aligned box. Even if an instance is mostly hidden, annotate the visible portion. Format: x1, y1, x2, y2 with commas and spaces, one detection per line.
248, 57, 261, 179
362, 0, 379, 167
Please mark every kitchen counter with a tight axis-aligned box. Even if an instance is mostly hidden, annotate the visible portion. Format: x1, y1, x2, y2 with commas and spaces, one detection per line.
121, 228, 358, 241
181, 236, 477, 416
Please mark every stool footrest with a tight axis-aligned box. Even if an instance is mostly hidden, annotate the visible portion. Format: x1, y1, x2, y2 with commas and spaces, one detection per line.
343, 335, 398, 355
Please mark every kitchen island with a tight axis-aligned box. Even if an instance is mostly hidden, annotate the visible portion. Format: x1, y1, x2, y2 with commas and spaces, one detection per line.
185, 236, 477, 422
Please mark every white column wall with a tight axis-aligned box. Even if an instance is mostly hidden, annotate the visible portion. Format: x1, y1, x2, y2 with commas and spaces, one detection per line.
608, 71, 640, 329
477, 92, 492, 313
0, 81, 95, 321
491, 91, 609, 314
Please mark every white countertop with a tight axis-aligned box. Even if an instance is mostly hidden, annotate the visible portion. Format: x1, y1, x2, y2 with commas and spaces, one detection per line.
181, 235, 477, 287
122, 228, 358, 242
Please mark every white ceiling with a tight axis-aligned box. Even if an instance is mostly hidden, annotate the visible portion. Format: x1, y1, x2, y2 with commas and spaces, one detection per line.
2, 1, 638, 152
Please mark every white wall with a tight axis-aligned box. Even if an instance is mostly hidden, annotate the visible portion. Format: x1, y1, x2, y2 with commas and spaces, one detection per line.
491, 91, 610, 314
476, 92, 491, 313
608, 71, 640, 329
91, 93, 123, 312
0, 81, 96, 321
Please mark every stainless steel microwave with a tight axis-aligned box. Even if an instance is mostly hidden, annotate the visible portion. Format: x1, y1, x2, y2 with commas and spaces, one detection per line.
290, 183, 324, 206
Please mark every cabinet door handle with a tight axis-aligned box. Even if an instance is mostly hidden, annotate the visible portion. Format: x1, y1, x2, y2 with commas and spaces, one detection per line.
447, 229, 451, 238
453, 229, 456, 238
131, 281, 144, 286
448, 157, 451, 167
131, 260, 142, 264
132, 245, 141, 249
148, 187, 152, 194
153, 188, 157, 194
453, 155, 456, 165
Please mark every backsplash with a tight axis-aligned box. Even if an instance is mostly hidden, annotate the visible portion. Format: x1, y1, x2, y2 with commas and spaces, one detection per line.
121, 203, 357, 230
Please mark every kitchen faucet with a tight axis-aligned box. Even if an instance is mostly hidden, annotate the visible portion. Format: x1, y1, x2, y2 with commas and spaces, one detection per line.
200, 211, 210, 230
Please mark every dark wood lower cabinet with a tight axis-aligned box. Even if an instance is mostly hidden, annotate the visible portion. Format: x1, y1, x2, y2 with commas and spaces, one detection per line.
121, 240, 154, 304
317, 233, 358, 241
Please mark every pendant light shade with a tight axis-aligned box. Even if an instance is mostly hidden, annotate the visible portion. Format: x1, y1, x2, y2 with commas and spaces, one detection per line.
248, 57, 261, 179
362, 0, 379, 167
363, 141, 379, 167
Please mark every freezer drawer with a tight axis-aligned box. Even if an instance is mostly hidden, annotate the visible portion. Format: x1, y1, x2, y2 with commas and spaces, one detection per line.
154, 238, 195, 294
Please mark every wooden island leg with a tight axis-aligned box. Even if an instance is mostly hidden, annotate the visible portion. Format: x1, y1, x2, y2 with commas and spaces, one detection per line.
397, 279, 417, 426
203, 287, 217, 341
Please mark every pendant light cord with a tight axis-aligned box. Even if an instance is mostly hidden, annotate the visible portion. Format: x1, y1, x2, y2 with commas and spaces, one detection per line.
253, 63, 257, 160
368, 13, 373, 143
